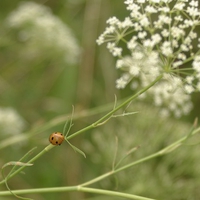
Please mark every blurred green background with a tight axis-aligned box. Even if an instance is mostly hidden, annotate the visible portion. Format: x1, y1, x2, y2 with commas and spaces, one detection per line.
0, 0, 200, 200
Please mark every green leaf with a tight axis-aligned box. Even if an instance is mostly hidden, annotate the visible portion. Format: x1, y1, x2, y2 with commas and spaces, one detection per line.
67, 140, 86, 158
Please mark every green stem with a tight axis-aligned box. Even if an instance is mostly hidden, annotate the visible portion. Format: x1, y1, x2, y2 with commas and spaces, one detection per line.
0, 101, 115, 150
0, 144, 54, 185
79, 126, 200, 187
78, 187, 156, 200
0, 186, 77, 196
0, 186, 155, 200
67, 74, 163, 140
0, 127, 199, 199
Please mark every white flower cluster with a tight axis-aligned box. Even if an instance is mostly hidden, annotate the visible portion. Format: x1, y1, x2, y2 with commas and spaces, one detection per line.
97, 0, 200, 117
0, 107, 26, 136
6, 1, 80, 64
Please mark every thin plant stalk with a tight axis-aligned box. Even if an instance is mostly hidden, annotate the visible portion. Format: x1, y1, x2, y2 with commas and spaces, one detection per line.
0, 186, 155, 200
67, 74, 163, 140
0, 75, 163, 185
0, 144, 54, 185
0, 126, 199, 199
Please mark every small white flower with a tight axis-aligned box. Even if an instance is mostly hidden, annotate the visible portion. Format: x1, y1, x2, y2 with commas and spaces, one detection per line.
184, 19, 195, 27
143, 39, 153, 48
116, 59, 124, 69
151, 33, 162, 45
145, 5, 157, 13
171, 26, 185, 39
158, 15, 172, 25
137, 0, 145, 3
139, 15, 150, 27
189, 31, 197, 39
185, 84, 195, 94
174, 16, 183, 22
189, 0, 198, 7
130, 65, 140, 76
138, 31, 147, 39
116, 74, 130, 89
174, 3, 186, 10
127, 37, 138, 49
187, 6, 200, 17
116, 78, 127, 89
105, 26, 115, 34
107, 43, 122, 57
172, 61, 183, 68
158, 7, 170, 13
161, 41, 173, 57
132, 51, 144, 60
161, 29, 169, 37
177, 53, 186, 60
185, 76, 194, 84
124, 0, 133, 4
151, 0, 161, 3
133, 22, 142, 31
96, 35, 104, 45
121, 17, 133, 28
192, 56, 200, 72
106, 16, 119, 25
171, 39, 179, 48
180, 44, 189, 52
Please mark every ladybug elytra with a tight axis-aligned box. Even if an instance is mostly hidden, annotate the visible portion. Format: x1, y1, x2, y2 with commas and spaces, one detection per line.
49, 132, 64, 145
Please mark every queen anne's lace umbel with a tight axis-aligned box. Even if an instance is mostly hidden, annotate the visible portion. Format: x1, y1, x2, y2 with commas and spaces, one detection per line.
97, 0, 200, 117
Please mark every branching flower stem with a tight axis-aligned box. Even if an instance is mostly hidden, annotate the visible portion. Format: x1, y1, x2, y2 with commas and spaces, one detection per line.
0, 74, 163, 188
79, 125, 200, 187
67, 74, 163, 140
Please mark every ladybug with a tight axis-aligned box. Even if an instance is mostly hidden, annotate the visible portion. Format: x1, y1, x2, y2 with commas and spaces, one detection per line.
49, 132, 64, 145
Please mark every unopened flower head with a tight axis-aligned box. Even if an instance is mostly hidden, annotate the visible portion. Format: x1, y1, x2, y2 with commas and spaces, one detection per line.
97, 0, 200, 117
6, 2, 80, 64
